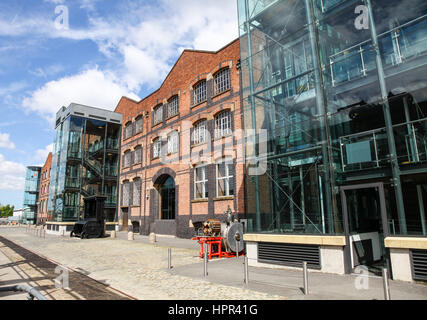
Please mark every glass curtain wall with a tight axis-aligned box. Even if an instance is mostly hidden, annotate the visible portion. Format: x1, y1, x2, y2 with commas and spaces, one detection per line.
22, 167, 41, 224
48, 115, 121, 222
238, 0, 427, 236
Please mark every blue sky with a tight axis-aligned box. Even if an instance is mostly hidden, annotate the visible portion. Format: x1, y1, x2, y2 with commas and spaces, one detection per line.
0, 0, 239, 209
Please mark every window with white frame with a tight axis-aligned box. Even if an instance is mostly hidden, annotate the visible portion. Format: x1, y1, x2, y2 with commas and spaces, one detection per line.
132, 179, 141, 206
153, 104, 163, 125
214, 68, 231, 95
135, 116, 143, 134
153, 138, 161, 159
194, 165, 208, 199
193, 80, 207, 105
167, 131, 179, 154
216, 159, 234, 197
215, 110, 232, 138
125, 122, 133, 140
134, 146, 142, 164
192, 120, 207, 145
168, 96, 179, 118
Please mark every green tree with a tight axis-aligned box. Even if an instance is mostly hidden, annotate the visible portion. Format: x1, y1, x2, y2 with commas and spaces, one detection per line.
0, 205, 14, 217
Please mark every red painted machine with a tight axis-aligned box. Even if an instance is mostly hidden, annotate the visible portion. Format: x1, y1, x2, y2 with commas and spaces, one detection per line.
192, 207, 245, 260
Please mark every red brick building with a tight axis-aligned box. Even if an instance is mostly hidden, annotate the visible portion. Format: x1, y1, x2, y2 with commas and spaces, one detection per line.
115, 39, 245, 238
37, 152, 52, 224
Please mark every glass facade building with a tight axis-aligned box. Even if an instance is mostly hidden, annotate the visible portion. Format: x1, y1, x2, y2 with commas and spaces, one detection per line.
22, 166, 41, 224
238, 0, 427, 274
48, 104, 122, 223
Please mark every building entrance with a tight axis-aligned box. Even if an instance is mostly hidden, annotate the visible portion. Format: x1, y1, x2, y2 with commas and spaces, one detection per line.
341, 183, 389, 275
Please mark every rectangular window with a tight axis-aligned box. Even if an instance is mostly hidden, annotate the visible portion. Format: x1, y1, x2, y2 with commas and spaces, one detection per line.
135, 117, 143, 134
215, 111, 232, 138
134, 147, 142, 164
133, 179, 141, 206
168, 96, 179, 118
153, 139, 161, 159
193, 120, 207, 145
217, 161, 234, 197
123, 182, 130, 206
167, 131, 179, 154
153, 105, 163, 125
125, 123, 133, 140
214, 68, 231, 95
124, 151, 131, 168
194, 166, 208, 199
193, 81, 207, 105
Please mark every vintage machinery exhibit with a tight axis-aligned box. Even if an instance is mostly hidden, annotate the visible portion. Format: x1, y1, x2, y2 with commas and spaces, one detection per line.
192, 207, 245, 259
70, 196, 106, 239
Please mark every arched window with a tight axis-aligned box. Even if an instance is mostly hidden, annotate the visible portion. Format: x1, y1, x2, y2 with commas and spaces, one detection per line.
193, 80, 207, 105
152, 138, 162, 159
135, 116, 143, 134
167, 131, 179, 154
167, 95, 179, 118
214, 68, 231, 95
153, 104, 163, 125
215, 110, 232, 138
124, 122, 133, 140
193, 120, 207, 145
132, 178, 141, 206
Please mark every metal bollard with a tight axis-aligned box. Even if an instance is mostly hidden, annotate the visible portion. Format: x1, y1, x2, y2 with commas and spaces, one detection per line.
382, 268, 391, 300
244, 255, 249, 285
203, 243, 208, 277
303, 262, 309, 295
236, 239, 239, 259
168, 248, 172, 269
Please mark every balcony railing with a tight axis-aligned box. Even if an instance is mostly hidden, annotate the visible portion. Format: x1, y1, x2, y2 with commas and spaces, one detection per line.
65, 177, 80, 189
340, 117, 427, 172
329, 15, 427, 87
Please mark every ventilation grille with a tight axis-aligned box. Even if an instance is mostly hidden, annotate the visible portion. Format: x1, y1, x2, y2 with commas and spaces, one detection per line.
411, 249, 427, 281
258, 242, 321, 269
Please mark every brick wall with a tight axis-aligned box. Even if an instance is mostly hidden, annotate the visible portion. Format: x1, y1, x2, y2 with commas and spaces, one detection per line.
115, 39, 245, 237
37, 152, 52, 224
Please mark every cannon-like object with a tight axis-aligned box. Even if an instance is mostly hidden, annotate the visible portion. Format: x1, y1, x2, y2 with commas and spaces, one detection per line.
71, 196, 106, 239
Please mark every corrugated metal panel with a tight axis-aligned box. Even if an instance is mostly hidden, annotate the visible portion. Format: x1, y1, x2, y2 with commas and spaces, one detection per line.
258, 242, 321, 269
411, 249, 427, 281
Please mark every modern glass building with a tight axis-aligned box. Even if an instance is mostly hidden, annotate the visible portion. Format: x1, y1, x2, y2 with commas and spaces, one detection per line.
22, 166, 41, 225
47, 104, 122, 232
238, 0, 427, 281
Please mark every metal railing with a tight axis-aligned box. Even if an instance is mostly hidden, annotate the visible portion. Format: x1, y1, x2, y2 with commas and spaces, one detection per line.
340, 117, 427, 172
330, 15, 427, 87
0, 285, 47, 300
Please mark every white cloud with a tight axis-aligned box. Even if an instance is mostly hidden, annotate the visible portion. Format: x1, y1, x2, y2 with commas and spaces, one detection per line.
34, 144, 53, 164
0, 133, 16, 150
0, 154, 26, 191
22, 68, 140, 120
16, 0, 238, 118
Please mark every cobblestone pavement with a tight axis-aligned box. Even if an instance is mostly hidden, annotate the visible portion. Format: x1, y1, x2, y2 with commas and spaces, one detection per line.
0, 227, 282, 300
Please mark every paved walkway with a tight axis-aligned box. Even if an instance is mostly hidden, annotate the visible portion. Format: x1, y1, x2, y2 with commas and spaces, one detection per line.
1, 226, 427, 300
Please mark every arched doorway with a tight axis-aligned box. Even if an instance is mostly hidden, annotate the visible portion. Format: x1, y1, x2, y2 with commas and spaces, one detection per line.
156, 175, 176, 220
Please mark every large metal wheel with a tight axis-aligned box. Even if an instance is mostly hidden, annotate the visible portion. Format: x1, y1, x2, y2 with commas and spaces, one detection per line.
225, 222, 244, 253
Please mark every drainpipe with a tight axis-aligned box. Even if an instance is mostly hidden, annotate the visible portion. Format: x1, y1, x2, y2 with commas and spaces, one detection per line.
365, 0, 407, 234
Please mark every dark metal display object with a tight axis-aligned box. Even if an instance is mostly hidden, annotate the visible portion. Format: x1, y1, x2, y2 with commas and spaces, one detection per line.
70, 196, 106, 239
192, 206, 245, 258
0, 285, 47, 300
